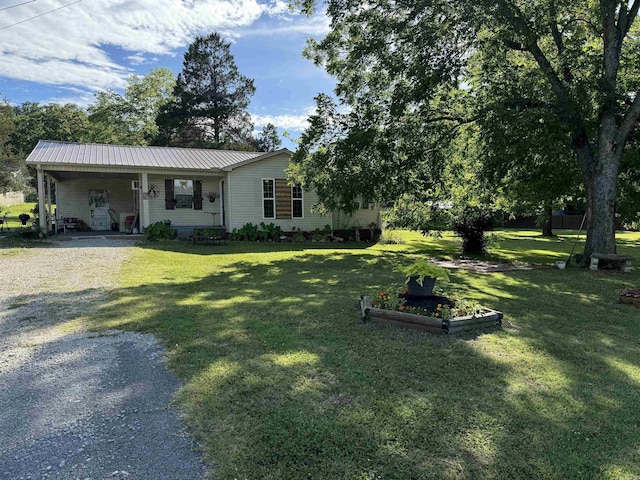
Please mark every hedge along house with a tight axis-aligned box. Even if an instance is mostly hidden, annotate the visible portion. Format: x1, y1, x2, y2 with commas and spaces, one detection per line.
26, 140, 381, 235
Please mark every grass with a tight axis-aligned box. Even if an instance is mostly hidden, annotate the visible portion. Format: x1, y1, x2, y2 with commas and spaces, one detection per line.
0, 202, 38, 229
90, 229, 640, 479
0, 202, 55, 249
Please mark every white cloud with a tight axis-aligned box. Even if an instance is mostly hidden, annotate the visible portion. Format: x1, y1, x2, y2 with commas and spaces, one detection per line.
252, 106, 316, 131
262, 0, 290, 16
241, 12, 330, 37
0, 0, 289, 91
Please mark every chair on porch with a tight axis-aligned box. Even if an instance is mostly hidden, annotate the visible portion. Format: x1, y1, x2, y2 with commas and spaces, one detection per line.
55, 216, 79, 234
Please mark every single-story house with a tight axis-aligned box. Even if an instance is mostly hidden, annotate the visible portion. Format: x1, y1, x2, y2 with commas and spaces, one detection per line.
26, 140, 381, 235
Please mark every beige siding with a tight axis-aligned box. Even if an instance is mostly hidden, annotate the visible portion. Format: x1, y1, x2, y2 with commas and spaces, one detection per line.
148, 174, 224, 227
332, 205, 382, 229
56, 178, 133, 227
228, 153, 331, 231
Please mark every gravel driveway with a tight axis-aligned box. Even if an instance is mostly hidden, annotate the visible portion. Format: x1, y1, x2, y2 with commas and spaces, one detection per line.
0, 238, 207, 479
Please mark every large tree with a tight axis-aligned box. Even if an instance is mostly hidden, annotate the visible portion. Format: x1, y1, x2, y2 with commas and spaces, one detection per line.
88, 68, 176, 145
291, 0, 640, 258
10, 102, 90, 154
0, 102, 23, 194
156, 32, 255, 147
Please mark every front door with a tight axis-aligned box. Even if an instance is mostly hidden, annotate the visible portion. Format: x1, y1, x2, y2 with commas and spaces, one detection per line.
89, 189, 110, 230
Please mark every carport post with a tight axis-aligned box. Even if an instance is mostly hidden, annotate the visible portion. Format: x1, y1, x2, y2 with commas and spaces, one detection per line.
46, 175, 53, 232
141, 172, 150, 232
37, 166, 46, 232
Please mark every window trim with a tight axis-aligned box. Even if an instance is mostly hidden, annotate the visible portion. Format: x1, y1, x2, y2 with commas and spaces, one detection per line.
262, 178, 275, 219
291, 184, 304, 219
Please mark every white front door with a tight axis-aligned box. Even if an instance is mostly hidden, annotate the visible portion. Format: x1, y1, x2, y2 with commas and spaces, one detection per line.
89, 189, 110, 230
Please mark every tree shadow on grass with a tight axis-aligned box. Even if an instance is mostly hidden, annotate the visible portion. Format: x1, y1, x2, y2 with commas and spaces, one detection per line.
137, 239, 373, 257
451, 267, 640, 477
92, 249, 640, 478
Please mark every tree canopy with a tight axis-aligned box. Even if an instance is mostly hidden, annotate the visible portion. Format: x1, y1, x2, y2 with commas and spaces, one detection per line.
88, 68, 176, 145
0, 102, 23, 194
290, 0, 640, 257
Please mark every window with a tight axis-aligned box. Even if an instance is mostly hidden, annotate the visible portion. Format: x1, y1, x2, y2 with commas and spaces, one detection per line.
263, 179, 275, 218
174, 179, 194, 208
292, 185, 303, 218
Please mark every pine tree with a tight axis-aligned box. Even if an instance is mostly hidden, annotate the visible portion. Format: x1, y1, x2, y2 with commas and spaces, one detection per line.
157, 33, 255, 147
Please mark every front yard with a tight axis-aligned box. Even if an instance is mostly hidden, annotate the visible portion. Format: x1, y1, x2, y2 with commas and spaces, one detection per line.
93, 229, 640, 479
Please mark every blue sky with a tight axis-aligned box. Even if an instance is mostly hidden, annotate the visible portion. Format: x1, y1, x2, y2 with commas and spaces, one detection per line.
0, 0, 336, 149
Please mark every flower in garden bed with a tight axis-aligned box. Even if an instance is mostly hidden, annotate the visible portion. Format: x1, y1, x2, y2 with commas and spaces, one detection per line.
370, 284, 484, 320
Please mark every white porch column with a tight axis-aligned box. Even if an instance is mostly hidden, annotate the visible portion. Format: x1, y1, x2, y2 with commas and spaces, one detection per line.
46, 175, 53, 232
141, 172, 150, 230
37, 166, 46, 232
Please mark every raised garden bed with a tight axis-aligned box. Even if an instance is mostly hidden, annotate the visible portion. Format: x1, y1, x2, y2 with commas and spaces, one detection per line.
360, 295, 502, 334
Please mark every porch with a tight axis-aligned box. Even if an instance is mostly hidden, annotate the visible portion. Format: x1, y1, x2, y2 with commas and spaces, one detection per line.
36, 167, 226, 235
38, 169, 142, 234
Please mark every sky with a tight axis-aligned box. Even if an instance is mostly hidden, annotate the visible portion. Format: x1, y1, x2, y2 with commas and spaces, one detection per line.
0, 0, 337, 149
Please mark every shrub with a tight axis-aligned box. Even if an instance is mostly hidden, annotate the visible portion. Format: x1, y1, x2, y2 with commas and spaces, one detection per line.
451, 206, 495, 254
378, 230, 405, 244
238, 222, 259, 241
145, 221, 177, 241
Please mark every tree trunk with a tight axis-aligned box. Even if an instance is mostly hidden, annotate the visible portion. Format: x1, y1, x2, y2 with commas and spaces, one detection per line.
540, 201, 554, 237
582, 156, 619, 259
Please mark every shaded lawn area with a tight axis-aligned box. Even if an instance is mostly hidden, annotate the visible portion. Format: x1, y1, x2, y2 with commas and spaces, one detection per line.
93, 229, 640, 479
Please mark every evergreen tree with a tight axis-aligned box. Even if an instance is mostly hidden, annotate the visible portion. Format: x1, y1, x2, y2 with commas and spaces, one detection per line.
157, 33, 255, 147
257, 123, 282, 152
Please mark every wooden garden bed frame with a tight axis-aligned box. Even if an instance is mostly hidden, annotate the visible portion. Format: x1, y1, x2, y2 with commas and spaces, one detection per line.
360, 295, 502, 334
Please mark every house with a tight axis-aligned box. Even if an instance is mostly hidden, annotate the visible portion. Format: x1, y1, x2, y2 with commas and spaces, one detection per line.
26, 140, 381, 235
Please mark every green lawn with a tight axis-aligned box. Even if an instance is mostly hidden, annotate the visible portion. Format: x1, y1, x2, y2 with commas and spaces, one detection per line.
92, 229, 640, 479
0, 202, 38, 229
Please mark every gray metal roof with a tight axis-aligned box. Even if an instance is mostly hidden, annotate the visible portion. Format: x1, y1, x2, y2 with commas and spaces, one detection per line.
25, 140, 271, 171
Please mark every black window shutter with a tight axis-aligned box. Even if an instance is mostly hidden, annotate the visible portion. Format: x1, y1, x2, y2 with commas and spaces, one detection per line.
194, 180, 203, 210
165, 179, 174, 210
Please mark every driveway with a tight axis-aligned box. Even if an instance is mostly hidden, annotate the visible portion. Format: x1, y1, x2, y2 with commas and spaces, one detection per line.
0, 238, 206, 479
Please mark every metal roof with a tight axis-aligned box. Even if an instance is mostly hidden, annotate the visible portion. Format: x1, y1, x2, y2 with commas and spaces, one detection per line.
25, 140, 275, 171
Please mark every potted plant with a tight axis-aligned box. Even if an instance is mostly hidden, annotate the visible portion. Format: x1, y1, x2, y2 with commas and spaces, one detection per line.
395, 260, 450, 297
205, 191, 220, 202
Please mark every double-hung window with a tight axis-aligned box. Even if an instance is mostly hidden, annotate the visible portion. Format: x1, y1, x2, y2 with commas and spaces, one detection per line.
292, 185, 303, 218
174, 179, 194, 208
263, 179, 275, 219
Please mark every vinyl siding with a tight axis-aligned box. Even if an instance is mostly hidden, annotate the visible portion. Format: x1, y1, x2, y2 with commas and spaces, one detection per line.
228, 153, 330, 231
332, 206, 382, 229
148, 174, 224, 227
56, 178, 134, 227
